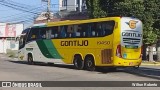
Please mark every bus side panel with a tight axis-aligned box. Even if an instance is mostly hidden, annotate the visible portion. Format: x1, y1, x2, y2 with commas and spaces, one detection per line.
19, 41, 65, 64
51, 35, 113, 66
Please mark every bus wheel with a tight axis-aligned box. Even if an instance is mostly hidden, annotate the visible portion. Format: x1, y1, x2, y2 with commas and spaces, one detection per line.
84, 56, 95, 71
28, 54, 34, 65
133, 65, 139, 69
73, 55, 84, 70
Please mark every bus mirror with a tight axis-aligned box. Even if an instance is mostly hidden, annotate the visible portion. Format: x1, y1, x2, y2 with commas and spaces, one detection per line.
15, 37, 20, 42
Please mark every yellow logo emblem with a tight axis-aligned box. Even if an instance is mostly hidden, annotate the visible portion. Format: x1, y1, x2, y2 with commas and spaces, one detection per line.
129, 20, 137, 29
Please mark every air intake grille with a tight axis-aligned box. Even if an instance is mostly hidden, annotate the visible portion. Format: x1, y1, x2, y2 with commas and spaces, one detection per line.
123, 38, 140, 44
101, 49, 112, 64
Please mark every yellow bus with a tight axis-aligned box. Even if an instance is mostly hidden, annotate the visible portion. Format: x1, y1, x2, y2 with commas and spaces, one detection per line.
18, 17, 143, 71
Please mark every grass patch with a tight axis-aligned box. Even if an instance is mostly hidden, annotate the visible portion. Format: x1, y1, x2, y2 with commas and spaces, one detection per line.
6, 49, 18, 58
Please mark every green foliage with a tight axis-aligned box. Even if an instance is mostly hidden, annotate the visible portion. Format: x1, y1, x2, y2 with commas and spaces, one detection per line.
86, 0, 160, 45
86, 0, 106, 18
143, 29, 158, 45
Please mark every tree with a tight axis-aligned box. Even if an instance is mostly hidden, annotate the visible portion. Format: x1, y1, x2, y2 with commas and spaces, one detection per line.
86, 0, 106, 18
86, 0, 160, 61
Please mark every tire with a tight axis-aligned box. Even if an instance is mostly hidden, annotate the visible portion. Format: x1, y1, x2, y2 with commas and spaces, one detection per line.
84, 56, 95, 71
73, 55, 84, 70
133, 65, 139, 69
28, 54, 34, 65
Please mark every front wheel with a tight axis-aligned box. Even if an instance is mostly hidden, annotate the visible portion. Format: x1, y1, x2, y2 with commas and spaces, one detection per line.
84, 56, 95, 71
133, 65, 139, 69
28, 54, 34, 65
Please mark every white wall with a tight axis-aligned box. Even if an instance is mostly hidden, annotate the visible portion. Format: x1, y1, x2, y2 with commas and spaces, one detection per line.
0, 39, 7, 53
0, 23, 23, 53
15, 24, 24, 37
0, 23, 6, 37
0, 38, 19, 53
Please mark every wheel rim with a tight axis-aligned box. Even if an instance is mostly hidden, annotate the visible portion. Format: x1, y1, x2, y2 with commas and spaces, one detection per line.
87, 60, 93, 67
28, 56, 33, 64
86, 57, 95, 71
74, 56, 84, 70
74, 58, 78, 67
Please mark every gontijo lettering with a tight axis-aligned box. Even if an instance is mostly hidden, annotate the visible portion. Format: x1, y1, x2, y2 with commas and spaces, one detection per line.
61, 40, 88, 46
122, 32, 142, 37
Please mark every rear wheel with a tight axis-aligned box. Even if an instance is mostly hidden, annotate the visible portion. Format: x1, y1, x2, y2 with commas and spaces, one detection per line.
28, 54, 34, 65
133, 65, 139, 69
84, 56, 95, 71
73, 55, 84, 70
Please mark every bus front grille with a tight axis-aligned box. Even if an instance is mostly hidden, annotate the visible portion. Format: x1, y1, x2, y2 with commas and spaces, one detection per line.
101, 49, 112, 64
123, 38, 140, 44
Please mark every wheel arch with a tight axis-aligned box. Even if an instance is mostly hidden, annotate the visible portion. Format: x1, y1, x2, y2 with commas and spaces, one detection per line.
72, 53, 84, 63
84, 54, 96, 64
27, 52, 34, 61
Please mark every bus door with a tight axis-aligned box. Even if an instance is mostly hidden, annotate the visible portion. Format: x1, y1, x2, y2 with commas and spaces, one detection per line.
18, 28, 30, 60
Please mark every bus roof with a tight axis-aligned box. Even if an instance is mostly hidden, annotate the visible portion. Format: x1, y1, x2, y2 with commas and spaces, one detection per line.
31, 17, 139, 28
33, 23, 47, 28
47, 17, 121, 27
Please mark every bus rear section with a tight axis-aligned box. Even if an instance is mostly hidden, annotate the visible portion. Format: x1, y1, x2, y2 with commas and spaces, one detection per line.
114, 17, 143, 67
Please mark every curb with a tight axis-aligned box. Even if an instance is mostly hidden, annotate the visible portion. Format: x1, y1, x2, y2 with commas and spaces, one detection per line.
141, 62, 160, 66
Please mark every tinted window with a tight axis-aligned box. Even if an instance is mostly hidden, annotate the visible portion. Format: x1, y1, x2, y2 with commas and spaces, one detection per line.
26, 27, 50, 42
48, 20, 115, 39
19, 28, 30, 49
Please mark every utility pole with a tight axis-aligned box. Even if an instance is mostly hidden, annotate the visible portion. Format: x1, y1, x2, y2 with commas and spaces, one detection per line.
79, 0, 82, 12
42, 0, 51, 21
45, 0, 51, 22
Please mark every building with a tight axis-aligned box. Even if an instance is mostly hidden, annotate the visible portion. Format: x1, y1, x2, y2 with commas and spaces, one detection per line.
0, 23, 23, 53
59, 0, 87, 12
58, 0, 88, 20
35, 0, 87, 24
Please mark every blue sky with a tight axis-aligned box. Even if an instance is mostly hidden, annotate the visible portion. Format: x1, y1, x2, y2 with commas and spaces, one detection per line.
0, 0, 59, 28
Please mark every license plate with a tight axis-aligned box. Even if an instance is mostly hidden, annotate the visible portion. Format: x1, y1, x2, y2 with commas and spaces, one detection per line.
129, 62, 133, 65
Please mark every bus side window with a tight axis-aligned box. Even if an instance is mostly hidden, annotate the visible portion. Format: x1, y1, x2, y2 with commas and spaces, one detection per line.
66, 25, 75, 38
92, 23, 97, 37
79, 24, 86, 37
97, 23, 103, 37
51, 26, 58, 39
60, 26, 67, 38
39, 28, 46, 39
103, 21, 115, 36
27, 28, 39, 42
86, 23, 94, 37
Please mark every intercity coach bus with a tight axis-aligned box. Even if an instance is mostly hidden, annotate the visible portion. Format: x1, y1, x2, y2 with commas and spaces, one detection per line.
18, 17, 143, 71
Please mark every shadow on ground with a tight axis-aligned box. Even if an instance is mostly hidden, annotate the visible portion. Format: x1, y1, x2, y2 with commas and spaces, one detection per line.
7, 60, 123, 72
124, 66, 160, 80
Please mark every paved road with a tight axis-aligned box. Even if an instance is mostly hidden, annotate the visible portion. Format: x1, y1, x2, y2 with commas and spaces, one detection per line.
0, 54, 160, 90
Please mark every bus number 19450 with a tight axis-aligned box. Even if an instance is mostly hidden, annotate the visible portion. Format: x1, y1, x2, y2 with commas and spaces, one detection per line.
97, 41, 110, 45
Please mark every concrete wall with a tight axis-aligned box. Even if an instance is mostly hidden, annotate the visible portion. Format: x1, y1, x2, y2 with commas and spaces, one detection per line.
0, 38, 19, 54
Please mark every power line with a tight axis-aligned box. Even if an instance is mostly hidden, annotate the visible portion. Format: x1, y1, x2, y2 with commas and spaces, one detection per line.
0, 6, 46, 20
0, 0, 46, 15
0, 2, 39, 14
1, 0, 37, 10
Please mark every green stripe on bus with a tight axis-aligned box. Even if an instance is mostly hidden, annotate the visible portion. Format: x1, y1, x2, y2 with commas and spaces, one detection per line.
36, 40, 54, 58
43, 40, 63, 59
